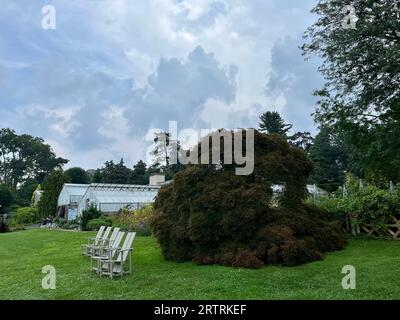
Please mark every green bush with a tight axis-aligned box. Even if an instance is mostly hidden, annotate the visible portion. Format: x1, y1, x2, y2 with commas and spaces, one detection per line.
86, 217, 112, 231
13, 207, 39, 225
111, 206, 154, 236
315, 184, 400, 235
350, 187, 400, 229
54, 217, 67, 227
57, 219, 80, 230
151, 131, 346, 268
80, 206, 102, 231
111, 209, 135, 231
8, 222, 25, 232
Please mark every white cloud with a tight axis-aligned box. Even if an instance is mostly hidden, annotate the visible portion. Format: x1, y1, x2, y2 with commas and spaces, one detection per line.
0, 0, 321, 169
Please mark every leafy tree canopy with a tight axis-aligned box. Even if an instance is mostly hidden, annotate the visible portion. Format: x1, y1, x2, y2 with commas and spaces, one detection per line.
0, 128, 68, 189
92, 159, 132, 184
0, 184, 14, 214
65, 167, 91, 184
302, 0, 400, 180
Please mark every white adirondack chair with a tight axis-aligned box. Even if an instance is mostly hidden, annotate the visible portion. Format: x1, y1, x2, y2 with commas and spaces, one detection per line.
91, 227, 121, 258
91, 231, 125, 274
81, 226, 105, 256
98, 232, 136, 279
84, 226, 112, 257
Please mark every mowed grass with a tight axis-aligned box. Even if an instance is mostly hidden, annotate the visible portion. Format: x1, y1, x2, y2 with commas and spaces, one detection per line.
0, 229, 400, 300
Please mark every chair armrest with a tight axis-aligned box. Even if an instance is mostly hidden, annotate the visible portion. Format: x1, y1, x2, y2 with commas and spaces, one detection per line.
87, 237, 98, 245
101, 239, 115, 246
102, 246, 122, 252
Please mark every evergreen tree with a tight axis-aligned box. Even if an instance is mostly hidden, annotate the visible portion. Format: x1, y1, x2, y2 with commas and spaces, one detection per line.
130, 160, 148, 185
259, 111, 292, 136
309, 127, 347, 192
38, 170, 70, 218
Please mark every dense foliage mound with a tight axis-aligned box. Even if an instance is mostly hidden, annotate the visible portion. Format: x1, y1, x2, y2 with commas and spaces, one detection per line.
151, 130, 346, 268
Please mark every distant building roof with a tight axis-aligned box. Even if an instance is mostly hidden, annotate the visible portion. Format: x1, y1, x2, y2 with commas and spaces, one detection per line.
87, 183, 161, 192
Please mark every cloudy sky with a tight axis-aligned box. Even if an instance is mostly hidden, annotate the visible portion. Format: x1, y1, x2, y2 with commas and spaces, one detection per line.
0, 0, 323, 169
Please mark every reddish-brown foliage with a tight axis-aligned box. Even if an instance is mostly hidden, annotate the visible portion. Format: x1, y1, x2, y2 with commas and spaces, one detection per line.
151, 131, 346, 268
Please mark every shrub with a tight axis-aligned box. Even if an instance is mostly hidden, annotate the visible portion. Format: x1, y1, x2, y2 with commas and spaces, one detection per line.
54, 217, 67, 227
314, 184, 400, 235
0, 220, 9, 233
151, 130, 346, 268
13, 207, 39, 225
8, 222, 25, 232
86, 217, 112, 231
111, 208, 135, 231
58, 219, 80, 230
80, 206, 102, 231
351, 186, 400, 230
111, 205, 154, 236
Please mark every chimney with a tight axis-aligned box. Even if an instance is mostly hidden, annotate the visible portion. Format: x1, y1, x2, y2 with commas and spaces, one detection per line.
149, 174, 166, 186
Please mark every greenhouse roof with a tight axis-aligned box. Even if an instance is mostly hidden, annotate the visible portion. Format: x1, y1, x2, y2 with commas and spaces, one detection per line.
63, 184, 90, 194
88, 183, 161, 192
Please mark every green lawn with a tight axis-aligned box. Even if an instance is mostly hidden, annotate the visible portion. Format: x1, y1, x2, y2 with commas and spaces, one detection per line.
0, 229, 399, 300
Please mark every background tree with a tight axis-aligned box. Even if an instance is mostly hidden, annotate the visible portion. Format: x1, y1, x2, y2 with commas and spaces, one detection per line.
309, 127, 347, 192
93, 159, 133, 184
38, 170, 70, 218
65, 167, 90, 184
302, 0, 400, 181
151, 131, 180, 170
150, 131, 186, 179
259, 111, 292, 136
259, 111, 315, 153
15, 178, 39, 207
0, 128, 68, 189
290, 131, 314, 153
0, 184, 14, 214
92, 169, 102, 183
130, 160, 148, 185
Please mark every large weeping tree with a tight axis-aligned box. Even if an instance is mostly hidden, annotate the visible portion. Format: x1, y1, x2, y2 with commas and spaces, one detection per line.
302, 0, 400, 180
151, 130, 346, 268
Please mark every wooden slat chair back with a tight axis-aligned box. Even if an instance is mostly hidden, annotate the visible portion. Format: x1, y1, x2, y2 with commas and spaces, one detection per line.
94, 226, 106, 243
91, 227, 121, 257
99, 232, 136, 278
86, 226, 112, 257
91, 231, 125, 274
100, 227, 112, 242
103, 227, 120, 247
81, 225, 106, 256
108, 231, 125, 258
116, 232, 136, 263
